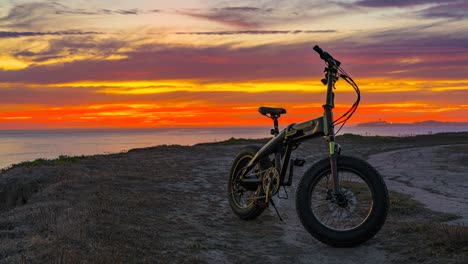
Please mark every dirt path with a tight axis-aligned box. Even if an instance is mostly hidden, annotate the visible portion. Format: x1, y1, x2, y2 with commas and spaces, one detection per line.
368, 144, 468, 225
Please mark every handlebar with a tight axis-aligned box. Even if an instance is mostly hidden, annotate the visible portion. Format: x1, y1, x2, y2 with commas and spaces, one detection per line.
313, 45, 341, 68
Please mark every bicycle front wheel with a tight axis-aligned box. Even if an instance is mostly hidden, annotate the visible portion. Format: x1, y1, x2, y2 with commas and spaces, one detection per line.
296, 156, 389, 247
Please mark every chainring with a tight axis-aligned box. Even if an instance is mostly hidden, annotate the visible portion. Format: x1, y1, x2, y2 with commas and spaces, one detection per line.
262, 167, 280, 196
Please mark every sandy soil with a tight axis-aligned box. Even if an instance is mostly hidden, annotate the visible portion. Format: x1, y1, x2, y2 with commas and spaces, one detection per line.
369, 144, 468, 225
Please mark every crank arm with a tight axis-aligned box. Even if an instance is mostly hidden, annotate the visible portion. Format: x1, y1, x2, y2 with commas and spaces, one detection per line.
239, 178, 262, 184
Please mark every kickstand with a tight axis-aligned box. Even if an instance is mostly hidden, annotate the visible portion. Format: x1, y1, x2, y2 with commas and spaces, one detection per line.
270, 198, 283, 222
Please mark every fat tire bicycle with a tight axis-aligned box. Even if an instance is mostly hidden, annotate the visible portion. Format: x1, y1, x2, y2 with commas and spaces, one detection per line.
227, 45, 389, 247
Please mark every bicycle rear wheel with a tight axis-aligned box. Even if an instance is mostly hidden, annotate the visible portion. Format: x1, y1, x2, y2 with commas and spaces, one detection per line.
228, 145, 269, 220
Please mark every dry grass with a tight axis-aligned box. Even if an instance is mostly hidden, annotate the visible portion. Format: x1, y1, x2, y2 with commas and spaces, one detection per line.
439, 224, 468, 250
379, 191, 468, 264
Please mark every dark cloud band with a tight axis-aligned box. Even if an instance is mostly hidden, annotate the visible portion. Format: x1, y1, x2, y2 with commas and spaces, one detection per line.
175, 30, 336, 35
0, 31, 102, 38
2, 37, 467, 85
355, 0, 460, 7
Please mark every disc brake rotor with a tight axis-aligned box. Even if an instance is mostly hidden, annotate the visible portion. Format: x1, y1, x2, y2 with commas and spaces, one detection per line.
327, 188, 357, 217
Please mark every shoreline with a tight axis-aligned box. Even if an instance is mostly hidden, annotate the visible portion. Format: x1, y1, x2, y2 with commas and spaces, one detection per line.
3, 131, 467, 170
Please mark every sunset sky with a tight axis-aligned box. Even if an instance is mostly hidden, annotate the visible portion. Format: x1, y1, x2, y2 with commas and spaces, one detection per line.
0, 0, 467, 129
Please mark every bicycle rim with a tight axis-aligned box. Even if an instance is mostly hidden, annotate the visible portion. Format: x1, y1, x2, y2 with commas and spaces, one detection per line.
231, 155, 262, 209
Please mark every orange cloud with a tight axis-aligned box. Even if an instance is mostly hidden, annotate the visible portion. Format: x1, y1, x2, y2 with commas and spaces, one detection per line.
0, 97, 466, 129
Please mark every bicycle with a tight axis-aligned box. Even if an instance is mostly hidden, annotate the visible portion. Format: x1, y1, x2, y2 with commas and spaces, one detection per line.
227, 45, 389, 247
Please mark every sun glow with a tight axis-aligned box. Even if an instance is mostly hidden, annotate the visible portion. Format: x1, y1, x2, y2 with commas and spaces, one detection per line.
0, 57, 29, 70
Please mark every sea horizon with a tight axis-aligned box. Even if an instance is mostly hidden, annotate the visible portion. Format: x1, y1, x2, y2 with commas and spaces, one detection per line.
0, 125, 467, 170
1, 119, 467, 132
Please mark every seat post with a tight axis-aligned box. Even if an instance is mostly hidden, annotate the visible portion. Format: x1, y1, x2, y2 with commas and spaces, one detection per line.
271, 115, 279, 136
258, 106, 286, 136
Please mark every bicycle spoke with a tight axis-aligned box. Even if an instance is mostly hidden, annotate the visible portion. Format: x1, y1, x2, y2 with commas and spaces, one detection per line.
311, 202, 329, 210
310, 169, 374, 231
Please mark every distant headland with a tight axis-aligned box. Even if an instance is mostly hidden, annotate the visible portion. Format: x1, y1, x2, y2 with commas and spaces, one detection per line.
356, 120, 468, 127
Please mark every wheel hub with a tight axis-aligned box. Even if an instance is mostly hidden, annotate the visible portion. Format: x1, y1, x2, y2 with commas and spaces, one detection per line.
335, 193, 348, 207
327, 188, 357, 216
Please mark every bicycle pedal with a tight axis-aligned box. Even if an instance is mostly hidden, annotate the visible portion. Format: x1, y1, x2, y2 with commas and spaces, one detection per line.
293, 158, 306, 167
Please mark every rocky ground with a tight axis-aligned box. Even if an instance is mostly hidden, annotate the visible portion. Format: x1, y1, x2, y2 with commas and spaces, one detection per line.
0, 132, 467, 263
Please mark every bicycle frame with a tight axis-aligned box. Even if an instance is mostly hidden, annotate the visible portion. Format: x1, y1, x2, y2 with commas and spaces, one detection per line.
240, 65, 343, 195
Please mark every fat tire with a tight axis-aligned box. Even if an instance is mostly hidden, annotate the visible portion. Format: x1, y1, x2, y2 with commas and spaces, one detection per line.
296, 155, 389, 247
228, 145, 269, 220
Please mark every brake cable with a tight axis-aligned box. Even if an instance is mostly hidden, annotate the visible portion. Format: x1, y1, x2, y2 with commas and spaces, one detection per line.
332, 67, 361, 135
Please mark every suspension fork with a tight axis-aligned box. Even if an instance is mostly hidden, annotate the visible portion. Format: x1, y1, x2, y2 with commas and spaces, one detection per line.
328, 138, 341, 194
324, 113, 341, 194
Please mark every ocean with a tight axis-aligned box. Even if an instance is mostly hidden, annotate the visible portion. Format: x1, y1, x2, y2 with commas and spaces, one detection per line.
0, 125, 467, 169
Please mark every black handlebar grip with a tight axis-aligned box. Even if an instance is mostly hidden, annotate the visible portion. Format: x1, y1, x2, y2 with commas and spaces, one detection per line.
313, 45, 341, 67
313, 45, 331, 61
313, 45, 324, 57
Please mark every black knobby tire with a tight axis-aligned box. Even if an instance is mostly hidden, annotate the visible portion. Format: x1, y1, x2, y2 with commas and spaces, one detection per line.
228, 145, 269, 220
296, 155, 389, 247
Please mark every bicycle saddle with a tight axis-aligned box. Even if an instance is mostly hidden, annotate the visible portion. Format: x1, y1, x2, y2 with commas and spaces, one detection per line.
258, 106, 287, 116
